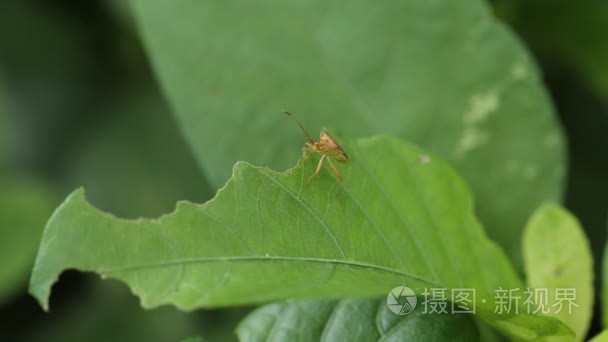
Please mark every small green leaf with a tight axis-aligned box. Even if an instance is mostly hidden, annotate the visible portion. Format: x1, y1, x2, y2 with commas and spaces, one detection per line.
30, 136, 570, 339
237, 298, 479, 342
523, 204, 593, 341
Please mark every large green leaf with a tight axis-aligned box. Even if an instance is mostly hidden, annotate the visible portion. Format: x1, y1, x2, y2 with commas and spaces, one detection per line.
30, 136, 570, 339
237, 298, 479, 341
523, 204, 593, 341
131, 0, 565, 258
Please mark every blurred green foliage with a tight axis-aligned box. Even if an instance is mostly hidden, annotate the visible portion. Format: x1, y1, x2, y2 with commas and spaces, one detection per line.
0, 0, 606, 340
492, 0, 608, 304
62, 89, 211, 218
0, 179, 54, 304
494, 0, 608, 99
0, 1, 234, 341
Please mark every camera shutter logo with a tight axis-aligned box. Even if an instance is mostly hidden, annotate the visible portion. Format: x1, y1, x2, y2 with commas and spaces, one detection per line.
387, 286, 417, 315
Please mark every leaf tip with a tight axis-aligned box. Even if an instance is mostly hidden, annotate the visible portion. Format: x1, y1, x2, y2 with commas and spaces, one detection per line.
28, 187, 89, 312
28, 277, 53, 312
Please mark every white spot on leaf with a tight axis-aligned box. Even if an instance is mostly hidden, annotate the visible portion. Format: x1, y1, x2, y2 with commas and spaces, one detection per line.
463, 91, 500, 125
454, 91, 499, 158
455, 127, 489, 157
507, 160, 538, 179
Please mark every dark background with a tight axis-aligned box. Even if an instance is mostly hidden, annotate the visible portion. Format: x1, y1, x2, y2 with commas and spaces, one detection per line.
0, 1, 606, 340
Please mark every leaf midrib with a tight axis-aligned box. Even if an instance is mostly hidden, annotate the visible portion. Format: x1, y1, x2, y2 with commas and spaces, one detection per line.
101, 254, 442, 288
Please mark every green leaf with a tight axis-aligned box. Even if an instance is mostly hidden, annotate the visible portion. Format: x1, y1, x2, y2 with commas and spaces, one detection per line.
522, 204, 593, 341
237, 298, 479, 342
30, 136, 570, 339
131, 0, 566, 258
